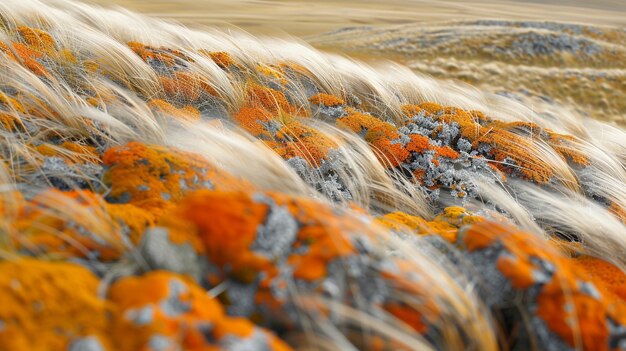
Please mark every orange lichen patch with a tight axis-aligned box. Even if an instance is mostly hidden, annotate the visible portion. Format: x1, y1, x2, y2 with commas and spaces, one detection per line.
495, 121, 589, 166
14, 189, 126, 261
609, 202, 626, 224
34, 141, 100, 164
108, 271, 292, 351
270, 120, 338, 167
159, 190, 271, 282
400, 104, 424, 117
572, 256, 626, 302
233, 106, 275, 138
127, 41, 191, 67
461, 221, 557, 286
385, 302, 429, 334
246, 83, 300, 115
377, 207, 481, 243
417, 102, 444, 115
160, 71, 219, 102
147, 98, 201, 122
434, 145, 460, 159
101, 142, 252, 214
199, 50, 236, 69
0, 93, 26, 114
461, 221, 626, 349
309, 93, 345, 107
435, 206, 483, 227
106, 203, 157, 245
338, 109, 410, 168
405, 134, 430, 154
536, 278, 610, 350
17, 26, 56, 54
256, 64, 288, 85
473, 127, 554, 183
376, 211, 429, 232
7, 42, 50, 76
0, 258, 111, 351
160, 189, 357, 286
410, 103, 558, 183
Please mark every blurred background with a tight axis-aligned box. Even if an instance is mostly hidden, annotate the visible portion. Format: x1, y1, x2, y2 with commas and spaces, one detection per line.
84, 0, 626, 126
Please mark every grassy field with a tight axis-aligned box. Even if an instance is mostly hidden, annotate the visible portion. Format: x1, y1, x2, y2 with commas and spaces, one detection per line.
85, 0, 626, 37
86, 0, 626, 126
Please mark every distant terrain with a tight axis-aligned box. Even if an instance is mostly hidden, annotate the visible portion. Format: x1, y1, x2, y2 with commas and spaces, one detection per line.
92, 0, 626, 126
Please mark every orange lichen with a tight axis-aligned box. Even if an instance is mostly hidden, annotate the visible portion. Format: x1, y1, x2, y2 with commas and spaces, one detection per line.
105, 202, 157, 245
14, 189, 126, 260
246, 83, 300, 115
109, 271, 292, 351
160, 71, 219, 102
17, 26, 56, 54
270, 120, 338, 167
338, 108, 410, 167
163, 190, 270, 281
233, 106, 275, 138
34, 141, 100, 164
377, 207, 482, 243
7, 42, 50, 76
200, 50, 236, 69
102, 142, 252, 214
309, 93, 345, 107
376, 211, 429, 232
461, 221, 626, 350
401, 104, 425, 117
148, 98, 201, 122
0, 258, 111, 351
572, 256, 626, 302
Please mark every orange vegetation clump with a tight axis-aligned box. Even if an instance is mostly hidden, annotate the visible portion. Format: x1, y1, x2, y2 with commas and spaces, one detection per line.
377, 206, 483, 242
199, 50, 236, 69
109, 271, 292, 351
338, 108, 410, 168
127, 41, 191, 68
34, 141, 100, 164
233, 106, 274, 138
572, 256, 626, 301
246, 83, 301, 115
148, 99, 201, 122
309, 93, 345, 107
460, 221, 626, 350
0, 258, 111, 351
160, 71, 219, 102
17, 26, 56, 54
101, 142, 252, 214
269, 120, 338, 167
14, 189, 127, 261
